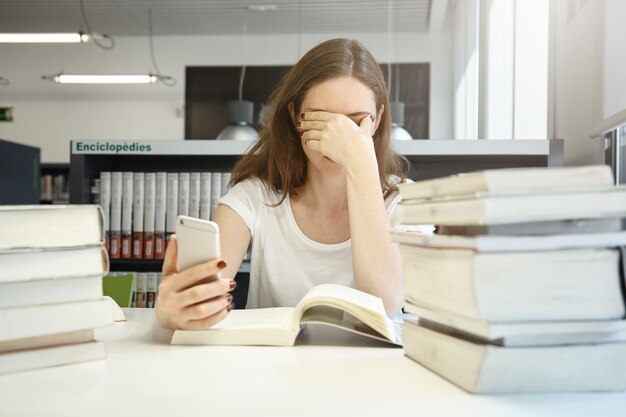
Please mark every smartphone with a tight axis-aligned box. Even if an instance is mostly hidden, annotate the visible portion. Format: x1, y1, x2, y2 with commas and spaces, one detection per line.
175, 215, 221, 275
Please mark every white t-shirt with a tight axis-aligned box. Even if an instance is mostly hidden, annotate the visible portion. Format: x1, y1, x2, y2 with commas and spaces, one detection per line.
219, 177, 405, 309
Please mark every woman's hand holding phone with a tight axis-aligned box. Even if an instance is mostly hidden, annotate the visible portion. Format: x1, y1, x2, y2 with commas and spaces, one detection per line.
155, 234, 237, 330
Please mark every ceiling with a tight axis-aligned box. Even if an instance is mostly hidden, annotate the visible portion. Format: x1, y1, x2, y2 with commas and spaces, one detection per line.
0, 0, 431, 36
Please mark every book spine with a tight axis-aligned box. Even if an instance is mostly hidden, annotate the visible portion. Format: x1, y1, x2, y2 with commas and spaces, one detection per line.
146, 272, 158, 308
109, 172, 123, 259
220, 172, 232, 197
178, 172, 190, 217
132, 172, 145, 259
154, 172, 167, 259
199, 172, 212, 220
120, 172, 134, 259
99, 172, 111, 251
130, 272, 137, 307
143, 173, 156, 259
165, 172, 179, 249
210, 172, 222, 221
135, 272, 147, 308
189, 172, 201, 219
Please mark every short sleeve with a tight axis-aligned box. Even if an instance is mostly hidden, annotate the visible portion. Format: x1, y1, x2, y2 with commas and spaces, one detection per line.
218, 178, 264, 238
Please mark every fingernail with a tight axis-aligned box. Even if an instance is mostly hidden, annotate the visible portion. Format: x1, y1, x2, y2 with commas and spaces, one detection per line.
229, 280, 237, 290
370, 114, 375, 122
226, 294, 233, 303
217, 260, 227, 269
227, 302, 235, 312
296, 121, 301, 127
300, 112, 305, 119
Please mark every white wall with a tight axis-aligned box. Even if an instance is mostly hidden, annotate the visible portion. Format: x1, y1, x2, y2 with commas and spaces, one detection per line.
0, 32, 453, 162
552, 0, 605, 166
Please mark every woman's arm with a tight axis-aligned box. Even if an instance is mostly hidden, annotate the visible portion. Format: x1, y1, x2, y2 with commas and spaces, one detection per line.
154, 204, 251, 329
302, 112, 404, 315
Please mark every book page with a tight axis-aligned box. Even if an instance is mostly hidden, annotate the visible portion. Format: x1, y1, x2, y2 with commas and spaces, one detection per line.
211, 307, 296, 330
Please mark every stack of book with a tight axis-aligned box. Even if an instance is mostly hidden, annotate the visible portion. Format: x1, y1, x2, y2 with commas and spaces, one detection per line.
0, 205, 115, 375
393, 165, 626, 393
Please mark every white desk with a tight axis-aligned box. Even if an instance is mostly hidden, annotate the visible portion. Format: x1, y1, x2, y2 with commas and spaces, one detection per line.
0, 309, 625, 417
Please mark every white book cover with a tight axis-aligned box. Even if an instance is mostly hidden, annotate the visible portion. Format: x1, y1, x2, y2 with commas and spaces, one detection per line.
154, 172, 167, 259
0, 298, 115, 342
199, 172, 212, 220
132, 172, 145, 259
120, 172, 134, 258
99, 172, 111, 250
143, 172, 156, 258
109, 172, 123, 258
189, 172, 201, 218
0, 275, 103, 309
165, 173, 179, 239
210, 172, 222, 220
0, 341, 106, 376
178, 172, 190, 217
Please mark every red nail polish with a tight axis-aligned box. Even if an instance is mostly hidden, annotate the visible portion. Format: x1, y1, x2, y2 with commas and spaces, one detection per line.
229, 280, 237, 290
217, 260, 227, 269
226, 294, 233, 303
300, 112, 305, 119
227, 302, 235, 312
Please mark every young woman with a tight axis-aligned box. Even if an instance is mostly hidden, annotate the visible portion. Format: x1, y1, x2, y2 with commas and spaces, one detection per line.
156, 38, 409, 330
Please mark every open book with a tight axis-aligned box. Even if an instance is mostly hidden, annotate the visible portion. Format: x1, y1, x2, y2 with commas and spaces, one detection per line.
171, 284, 398, 346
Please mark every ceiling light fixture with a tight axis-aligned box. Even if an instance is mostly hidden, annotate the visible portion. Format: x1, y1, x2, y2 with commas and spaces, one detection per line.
0, 33, 89, 43
41, 73, 173, 84
248, 4, 278, 12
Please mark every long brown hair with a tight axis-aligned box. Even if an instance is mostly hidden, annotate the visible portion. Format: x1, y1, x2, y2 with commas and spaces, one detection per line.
230, 38, 408, 203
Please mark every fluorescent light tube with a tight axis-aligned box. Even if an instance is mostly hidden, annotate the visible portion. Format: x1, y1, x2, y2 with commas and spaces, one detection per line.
0, 33, 89, 43
50, 74, 158, 84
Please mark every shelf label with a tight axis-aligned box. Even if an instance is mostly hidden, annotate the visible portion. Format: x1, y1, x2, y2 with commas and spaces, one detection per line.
71, 140, 254, 155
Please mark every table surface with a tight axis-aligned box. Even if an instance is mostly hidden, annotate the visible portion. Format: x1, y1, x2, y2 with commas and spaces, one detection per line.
0, 308, 625, 417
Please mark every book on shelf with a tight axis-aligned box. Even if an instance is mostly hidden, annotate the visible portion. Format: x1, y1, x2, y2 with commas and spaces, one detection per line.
99, 172, 111, 250
0, 298, 114, 342
189, 172, 201, 219
402, 319, 626, 393
404, 302, 626, 347
146, 272, 158, 308
154, 172, 167, 259
165, 172, 179, 245
399, 186, 626, 226
0, 275, 103, 309
109, 172, 123, 258
143, 172, 156, 258
0, 245, 107, 283
135, 272, 147, 308
120, 171, 133, 259
390, 228, 626, 252
0, 340, 106, 376
401, 245, 625, 321
397, 165, 614, 201
0, 204, 104, 250
178, 172, 190, 217
210, 172, 222, 220
171, 284, 398, 346
436, 217, 623, 236
199, 172, 212, 220
132, 172, 145, 259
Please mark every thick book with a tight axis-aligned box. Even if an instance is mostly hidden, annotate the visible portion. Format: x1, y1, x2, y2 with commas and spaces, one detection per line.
398, 165, 614, 201
132, 172, 145, 259
165, 172, 179, 246
404, 302, 626, 347
399, 186, 626, 226
199, 172, 212, 220
178, 172, 190, 217
437, 217, 623, 236
99, 172, 111, 250
390, 228, 626, 252
143, 172, 156, 258
154, 172, 167, 259
189, 172, 201, 219
0, 329, 94, 354
0, 205, 104, 250
0, 298, 114, 342
109, 172, 123, 258
0, 341, 106, 376
402, 319, 626, 393
401, 245, 625, 321
120, 171, 133, 259
0, 275, 103, 309
210, 172, 222, 220
171, 284, 398, 346
0, 245, 107, 283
